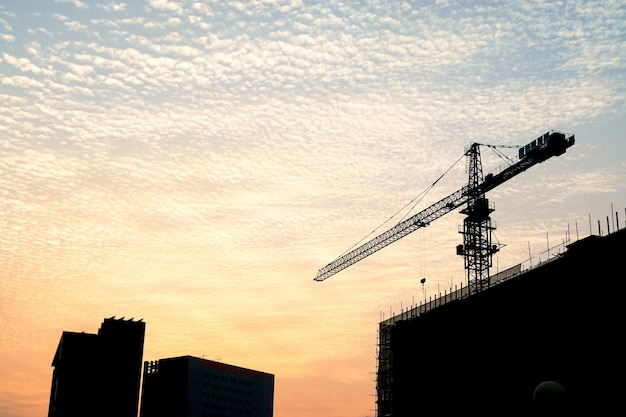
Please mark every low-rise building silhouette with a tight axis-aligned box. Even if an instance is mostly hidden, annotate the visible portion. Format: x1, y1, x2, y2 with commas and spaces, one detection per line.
48, 317, 145, 417
140, 355, 274, 417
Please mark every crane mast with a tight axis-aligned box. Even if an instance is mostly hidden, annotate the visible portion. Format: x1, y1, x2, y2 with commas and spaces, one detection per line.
458, 143, 499, 294
314, 131, 575, 286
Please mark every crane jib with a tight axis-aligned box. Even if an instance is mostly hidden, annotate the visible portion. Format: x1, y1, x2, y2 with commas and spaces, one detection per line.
314, 187, 469, 281
314, 131, 575, 282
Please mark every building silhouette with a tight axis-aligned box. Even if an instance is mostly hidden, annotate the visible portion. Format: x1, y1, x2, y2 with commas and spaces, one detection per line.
140, 355, 274, 417
48, 317, 146, 417
376, 228, 626, 417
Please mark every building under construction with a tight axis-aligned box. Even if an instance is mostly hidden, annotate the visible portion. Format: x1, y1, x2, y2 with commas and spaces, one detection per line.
312, 131, 624, 415
376, 227, 626, 416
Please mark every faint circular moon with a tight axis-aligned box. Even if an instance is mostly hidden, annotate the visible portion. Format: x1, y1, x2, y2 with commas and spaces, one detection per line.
533, 380, 566, 402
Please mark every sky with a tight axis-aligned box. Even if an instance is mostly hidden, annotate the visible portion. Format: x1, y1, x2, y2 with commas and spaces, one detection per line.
0, 0, 625, 416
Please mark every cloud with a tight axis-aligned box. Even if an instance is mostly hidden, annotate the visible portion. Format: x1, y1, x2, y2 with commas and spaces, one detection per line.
1, 74, 45, 88
55, 0, 89, 9
147, 0, 184, 15
2, 53, 42, 74
97, 2, 127, 12
65, 20, 86, 32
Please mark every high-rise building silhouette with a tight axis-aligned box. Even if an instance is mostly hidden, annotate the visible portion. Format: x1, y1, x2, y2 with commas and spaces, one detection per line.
376, 228, 626, 417
140, 355, 274, 417
48, 317, 145, 417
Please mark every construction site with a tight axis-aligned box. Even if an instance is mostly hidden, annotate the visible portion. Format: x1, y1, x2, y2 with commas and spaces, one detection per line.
376, 227, 625, 416
315, 131, 626, 416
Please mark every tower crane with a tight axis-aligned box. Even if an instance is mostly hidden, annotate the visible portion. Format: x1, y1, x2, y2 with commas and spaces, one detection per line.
314, 131, 575, 292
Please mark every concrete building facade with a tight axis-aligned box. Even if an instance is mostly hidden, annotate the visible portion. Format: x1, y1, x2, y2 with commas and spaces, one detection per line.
140, 355, 274, 417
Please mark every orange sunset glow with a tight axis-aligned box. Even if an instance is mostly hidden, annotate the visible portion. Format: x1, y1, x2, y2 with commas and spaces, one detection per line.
1, 1, 625, 416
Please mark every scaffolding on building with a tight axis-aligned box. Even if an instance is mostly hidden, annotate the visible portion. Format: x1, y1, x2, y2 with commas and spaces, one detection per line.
374, 262, 521, 416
